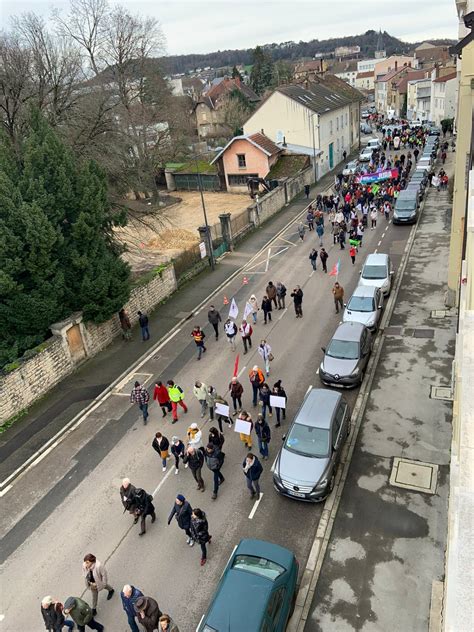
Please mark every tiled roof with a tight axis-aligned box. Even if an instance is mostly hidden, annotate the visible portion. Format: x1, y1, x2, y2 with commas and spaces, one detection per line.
276, 83, 352, 114
357, 71, 374, 79
203, 77, 260, 105
378, 67, 407, 82
433, 71, 457, 83
249, 132, 281, 156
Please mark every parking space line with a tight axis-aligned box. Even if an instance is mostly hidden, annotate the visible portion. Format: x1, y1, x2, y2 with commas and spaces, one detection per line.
278, 308, 287, 321
248, 493, 264, 519
152, 466, 174, 497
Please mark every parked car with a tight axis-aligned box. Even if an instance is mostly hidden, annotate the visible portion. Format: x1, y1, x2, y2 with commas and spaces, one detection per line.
366, 138, 382, 151
361, 110, 369, 119
410, 172, 428, 191
360, 122, 372, 134
359, 253, 394, 296
319, 321, 372, 388
343, 160, 359, 176
343, 285, 384, 331
197, 539, 299, 632
405, 180, 424, 200
273, 389, 350, 502
359, 147, 373, 162
393, 190, 420, 224
428, 126, 441, 136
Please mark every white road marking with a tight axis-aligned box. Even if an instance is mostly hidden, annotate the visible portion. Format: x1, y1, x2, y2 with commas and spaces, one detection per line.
275, 235, 297, 246
270, 457, 278, 473
309, 270, 314, 277
306, 384, 313, 395
152, 467, 174, 497
248, 492, 264, 519
0, 485, 12, 498
278, 308, 287, 321
374, 249, 378, 254
245, 246, 289, 272
237, 365, 247, 378
377, 240, 382, 246
265, 248, 271, 272
316, 368, 320, 374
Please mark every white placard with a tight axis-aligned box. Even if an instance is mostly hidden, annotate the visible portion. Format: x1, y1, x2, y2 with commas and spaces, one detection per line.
199, 241, 207, 259
270, 395, 286, 409
215, 402, 230, 417
229, 297, 239, 319
234, 419, 252, 435
243, 301, 254, 320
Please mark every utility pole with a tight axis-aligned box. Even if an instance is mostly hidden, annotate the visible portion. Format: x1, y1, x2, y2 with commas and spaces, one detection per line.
195, 157, 215, 271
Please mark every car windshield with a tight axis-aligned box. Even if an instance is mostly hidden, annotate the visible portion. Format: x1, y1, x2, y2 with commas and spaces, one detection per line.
232, 555, 285, 581
326, 338, 360, 360
347, 296, 375, 312
285, 424, 330, 458
362, 264, 387, 280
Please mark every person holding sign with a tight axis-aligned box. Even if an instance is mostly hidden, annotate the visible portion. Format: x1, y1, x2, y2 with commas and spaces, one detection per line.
271, 381, 287, 427
215, 395, 232, 431
235, 411, 253, 449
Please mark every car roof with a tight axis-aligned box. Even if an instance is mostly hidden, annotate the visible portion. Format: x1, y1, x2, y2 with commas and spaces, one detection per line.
363, 253, 389, 266
332, 321, 366, 342
352, 284, 378, 298
296, 388, 341, 429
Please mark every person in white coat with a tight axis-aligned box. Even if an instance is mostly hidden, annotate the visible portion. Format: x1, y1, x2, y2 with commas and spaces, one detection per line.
258, 340, 272, 376
248, 295, 259, 324
187, 423, 203, 450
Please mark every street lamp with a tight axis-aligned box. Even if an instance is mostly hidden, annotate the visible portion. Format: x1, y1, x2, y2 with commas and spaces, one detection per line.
309, 112, 320, 183
194, 154, 215, 271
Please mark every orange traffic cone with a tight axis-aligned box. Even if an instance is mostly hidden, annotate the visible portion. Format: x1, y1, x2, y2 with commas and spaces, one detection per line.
242, 276, 249, 285
223, 296, 229, 305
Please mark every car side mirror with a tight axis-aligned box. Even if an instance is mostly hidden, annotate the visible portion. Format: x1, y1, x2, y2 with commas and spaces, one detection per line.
378, 304, 383, 309
359, 270, 362, 275
343, 303, 347, 307
321, 347, 326, 353
390, 270, 394, 276
282, 435, 286, 441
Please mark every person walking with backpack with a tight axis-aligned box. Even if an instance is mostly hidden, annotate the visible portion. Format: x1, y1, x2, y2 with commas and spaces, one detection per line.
153, 382, 172, 418
170, 436, 186, 475
242, 452, 263, 499
137, 311, 150, 341
261, 295, 272, 324
152, 432, 170, 472
82, 554, 114, 617
167, 380, 188, 423
207, 305, 221, 340
190, 508, 212, 566
224, 318, 238, 351
276, 281, 286, 309
167, 494, 194, 545
255, 414, 271, 460
319, 248, 328, 273
258, 339, 272, 376
183, 446, 205, 491
130, 381, 150, 425
63, 597, 104, 631
191, 325, 206, 361
205, 442, 225, 499
239, 320, 253, 354
249, 366, 264, 406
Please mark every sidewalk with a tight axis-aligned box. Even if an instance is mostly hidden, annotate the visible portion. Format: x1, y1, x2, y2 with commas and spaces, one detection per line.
0, 153, 351, 481
305, 155, 455, 630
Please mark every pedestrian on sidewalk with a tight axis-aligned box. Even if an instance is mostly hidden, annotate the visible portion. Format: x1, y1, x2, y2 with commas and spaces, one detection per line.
276, 281, 286, 309
183, 446, 205, 491
255, 414, 271, 460
370, 207, 377, 229
291, 286, 304, 318
130, 381, 150, 425
338, 228, 346, 249
383, 201, 391, 221
63, 597, 104, 632
349, 245, 357, 265
205, 443, 225, 500
134, 596, 162, 632
332, 282, 344, 314
152, 432, 170, 472
167, 494, 194, 545
193, 381, 208, 418
207, 305, 221, 340
215, 393, 232, 430
229, 376, 244, 415
41, 596, 74, 631
261, 295, 272, 324
224, 318, 238, 351
243, 452, 263, 499
309, 248, 318, 271
298, 222, 306, 241
249, 365, 265, 406
266, 281, 278, 308
82, 554, 114, 616
120, 478, 137, 518
272, 380, 287, 427
320, 248, 328, 273
137, 311, 150, 341
187, 422, 203, 451
306, 209, 314, 231
171, 436, 186, 475
190, 508, 212, 567
249, 294, 259, 324
132, 487, 156, 536
258, 339, 273, 376
304, 184, 310, 199
119, 309, 132, 341
191, 325, 206, 360
239, 319, 253, 354
259, 382, 273, 419
159, 613, 179, 632
167, 380, 188, 423
316, 222, 324, 246
206, 384, 218, 422
343, 149, 347, 161
121, 585, 144, 632
237, 411, 253, 449
153, 381, 172, 418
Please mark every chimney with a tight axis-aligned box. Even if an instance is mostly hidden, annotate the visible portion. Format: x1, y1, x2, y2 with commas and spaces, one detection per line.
395, 61, 398, 70
283, 136, 287, 147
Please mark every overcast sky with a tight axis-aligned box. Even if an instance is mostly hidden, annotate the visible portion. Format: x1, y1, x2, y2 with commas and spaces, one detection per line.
1, 0, 458, 56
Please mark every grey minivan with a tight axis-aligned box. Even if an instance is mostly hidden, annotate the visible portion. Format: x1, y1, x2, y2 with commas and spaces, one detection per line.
319, 321, 372, 388
393, 189, 420, 224
273, 389, 350, 502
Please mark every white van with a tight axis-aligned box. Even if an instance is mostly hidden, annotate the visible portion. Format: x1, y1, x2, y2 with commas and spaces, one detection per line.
366, 138, 381, 151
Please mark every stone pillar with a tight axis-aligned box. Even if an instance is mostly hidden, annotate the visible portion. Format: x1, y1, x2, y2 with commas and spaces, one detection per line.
248, 203, 259, 227
219, 212, 233, 250
165, 169, 176, 191
197, 225, 212, 265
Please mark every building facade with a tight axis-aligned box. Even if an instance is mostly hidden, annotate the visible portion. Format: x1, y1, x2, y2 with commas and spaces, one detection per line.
430, 71, 457, 124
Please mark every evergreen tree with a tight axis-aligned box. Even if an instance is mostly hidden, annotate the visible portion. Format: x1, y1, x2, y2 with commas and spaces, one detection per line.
250, 46, 274, 95
231, 65, 243, 80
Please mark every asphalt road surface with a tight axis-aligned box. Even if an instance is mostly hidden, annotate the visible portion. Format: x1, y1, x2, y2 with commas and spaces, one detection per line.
0, 182, 413, 631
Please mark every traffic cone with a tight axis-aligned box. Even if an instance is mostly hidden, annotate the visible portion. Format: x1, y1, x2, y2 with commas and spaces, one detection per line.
223, 296, 229, 305
243, 276, 249, 285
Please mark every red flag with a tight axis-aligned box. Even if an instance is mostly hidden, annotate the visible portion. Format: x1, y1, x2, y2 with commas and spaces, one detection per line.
233, 353, 240, 377
328, 263, 338, 276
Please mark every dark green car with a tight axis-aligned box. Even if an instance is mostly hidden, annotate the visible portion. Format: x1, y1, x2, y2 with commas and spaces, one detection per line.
197, 539, 299, 632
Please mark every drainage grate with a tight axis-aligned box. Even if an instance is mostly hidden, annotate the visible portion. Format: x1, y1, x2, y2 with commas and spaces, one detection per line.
413, 329, 435, 339
430, 385, 453, 401
385, 326, 403, 336
430, 309, 450, 319
390, 457, 438, 494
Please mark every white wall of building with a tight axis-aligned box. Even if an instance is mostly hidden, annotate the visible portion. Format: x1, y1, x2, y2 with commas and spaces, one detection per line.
357, 58, 386, 73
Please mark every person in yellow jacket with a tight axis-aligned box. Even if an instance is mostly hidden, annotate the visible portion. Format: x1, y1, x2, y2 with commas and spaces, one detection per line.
167, 380, 188, 424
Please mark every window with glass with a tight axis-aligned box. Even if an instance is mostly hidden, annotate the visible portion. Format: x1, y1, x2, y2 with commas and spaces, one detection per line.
285, 423, 330, 457
232, 555, 285, 581
237, 154, 246, 168
347, 296, 375, 312
326, 338, 360, 360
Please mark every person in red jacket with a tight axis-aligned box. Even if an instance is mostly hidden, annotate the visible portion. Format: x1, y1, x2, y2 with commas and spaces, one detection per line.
153, 381, 172, 418
349, 245, 357, 265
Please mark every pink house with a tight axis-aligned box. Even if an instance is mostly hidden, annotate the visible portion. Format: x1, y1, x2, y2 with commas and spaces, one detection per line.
211, 132, 282, 193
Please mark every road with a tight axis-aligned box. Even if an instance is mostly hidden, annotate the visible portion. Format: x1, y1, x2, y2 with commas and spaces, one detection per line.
0, 158, 414, 632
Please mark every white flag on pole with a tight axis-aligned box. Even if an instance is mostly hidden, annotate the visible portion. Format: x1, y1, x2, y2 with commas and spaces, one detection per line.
228, 297, 239, 320
243, 301, 253, 320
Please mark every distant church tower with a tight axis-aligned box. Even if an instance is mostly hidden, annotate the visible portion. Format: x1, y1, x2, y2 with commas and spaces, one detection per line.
375, 29, 386, 58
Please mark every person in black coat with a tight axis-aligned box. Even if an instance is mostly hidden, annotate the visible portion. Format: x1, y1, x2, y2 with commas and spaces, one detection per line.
151, 432, 170, 471
120, 478, 138, 520
272, 380, 287, 427
41, 596, 74, 631
190, 508, 212, 566
261, 295, 272, 324
242, 453, 263, 499
208, 427, 225, 450
205, 443, 225, 500
167, 494, 194, 544
290, 286, 304, 318
132, 488, 156, 536
170, 436, 185, 475
183, 446, 205, 491
255, 414, 271, 460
